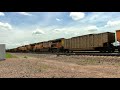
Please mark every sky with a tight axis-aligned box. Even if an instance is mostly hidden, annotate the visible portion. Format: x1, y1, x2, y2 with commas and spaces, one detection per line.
0, 12, 120, 49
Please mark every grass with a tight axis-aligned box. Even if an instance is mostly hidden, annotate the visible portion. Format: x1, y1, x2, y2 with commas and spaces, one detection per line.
24, 56, 28, 59
6, 53, 17, 58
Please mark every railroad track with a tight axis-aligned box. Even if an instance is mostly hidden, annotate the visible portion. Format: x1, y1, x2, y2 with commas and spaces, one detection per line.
11, 52, 120, 56
56, 52, 120, 56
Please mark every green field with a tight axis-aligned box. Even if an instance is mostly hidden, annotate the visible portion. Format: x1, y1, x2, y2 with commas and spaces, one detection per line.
6, 53, 16, 58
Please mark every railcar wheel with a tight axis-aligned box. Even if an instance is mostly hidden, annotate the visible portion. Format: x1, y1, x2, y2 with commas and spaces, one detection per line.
57, 49, 60, 53
99, 49, 103, 53
103, 50, 106, 53
65, 50, 69, 53
118, 49, 120, 53
118, 47, 120, 53
108, 50, 111, 53
71, 51, 73, 53
111, 50, 115, 53
119, 50, 120, 53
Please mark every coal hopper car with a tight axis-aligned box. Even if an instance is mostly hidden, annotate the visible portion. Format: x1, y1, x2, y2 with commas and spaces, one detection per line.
62, 32, 115, 52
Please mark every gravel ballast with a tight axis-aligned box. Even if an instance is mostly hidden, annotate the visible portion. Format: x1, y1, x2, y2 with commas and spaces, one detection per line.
1, 53, 120, 78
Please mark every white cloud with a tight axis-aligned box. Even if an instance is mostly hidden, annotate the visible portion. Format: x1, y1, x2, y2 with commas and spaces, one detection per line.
0, 22, 12, 30
43, 12, 64, 23
54, 28, 66, 32
32, 28, 45, 35
105, 20, 120, 27
90, 15, 99, 21
70, 12, 85, 21
6, 42, 22, 49
0, 12, 5, 16
21, 41, 31, 46
52, 25, 99, 39
86, 26, 98, 32
56, 18, 62, 21
53, 27, 81, 38
17, 12, 32, 16
89, 12, 105, 20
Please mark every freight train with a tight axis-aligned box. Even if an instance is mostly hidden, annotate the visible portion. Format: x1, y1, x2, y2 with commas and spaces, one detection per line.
6, 30, 120, 53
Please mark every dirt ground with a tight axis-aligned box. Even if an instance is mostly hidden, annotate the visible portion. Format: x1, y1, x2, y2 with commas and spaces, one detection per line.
1, 53, 120, 78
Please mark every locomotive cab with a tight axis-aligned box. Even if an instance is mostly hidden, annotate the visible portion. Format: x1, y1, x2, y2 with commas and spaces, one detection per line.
50, 38, 64, 53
